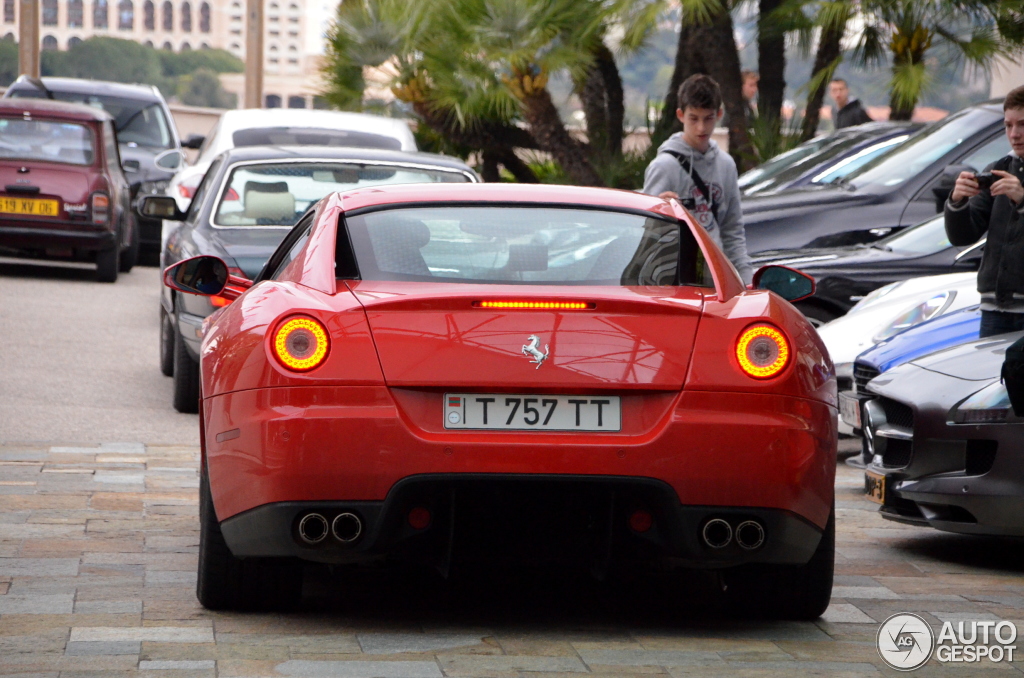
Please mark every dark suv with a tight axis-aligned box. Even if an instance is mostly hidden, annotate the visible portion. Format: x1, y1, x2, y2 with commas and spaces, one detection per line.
4, 76, 186, 254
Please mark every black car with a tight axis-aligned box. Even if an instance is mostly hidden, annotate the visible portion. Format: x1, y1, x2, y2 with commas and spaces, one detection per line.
752, 214, 984, 324
739, 122, 921, 197
5, 76, 186, 253
862, 332, 1024, 536
742, 101, 1008, 255
142, 145, 479, 413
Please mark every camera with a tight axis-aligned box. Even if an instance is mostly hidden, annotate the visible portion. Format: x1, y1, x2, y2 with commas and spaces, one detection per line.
975, 172, 996, 190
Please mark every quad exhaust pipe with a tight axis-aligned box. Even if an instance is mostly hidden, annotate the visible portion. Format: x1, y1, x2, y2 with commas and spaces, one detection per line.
700, 518, 765, 550
297, 511, 364, 545
298, 513, 329, 544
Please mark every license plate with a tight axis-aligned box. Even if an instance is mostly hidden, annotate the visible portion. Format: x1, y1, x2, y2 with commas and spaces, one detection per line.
444, 393, 621, 431
865, 470, 885, 504
839, 391, 862, 429
0, 197, 59, 216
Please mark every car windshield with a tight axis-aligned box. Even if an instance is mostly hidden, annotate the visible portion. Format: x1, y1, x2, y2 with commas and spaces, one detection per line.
843, 107, 1001, 190
9, 89, 173, 149
809, 135, 909, 184
0, 117, 95, 165
214, 161, 471, 226
877, 215, 950, 256
739, 129, 900, 196
345, 206, 714, 287
231, 127, 403, 150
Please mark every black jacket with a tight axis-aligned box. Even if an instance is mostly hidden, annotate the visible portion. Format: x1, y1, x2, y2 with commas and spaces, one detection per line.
835, 100, 873, 128
945, 154, 1024, 306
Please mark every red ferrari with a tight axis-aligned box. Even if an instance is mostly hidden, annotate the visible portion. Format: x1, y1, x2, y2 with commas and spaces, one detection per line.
164, 184, 837, 617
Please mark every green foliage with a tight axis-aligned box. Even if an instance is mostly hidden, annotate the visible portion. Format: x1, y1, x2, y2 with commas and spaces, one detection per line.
177, 68, 238, 109
159, 48, 244, 77
746, 113, 805, 164
0, 36, 17, 87
4, 37, 242, 104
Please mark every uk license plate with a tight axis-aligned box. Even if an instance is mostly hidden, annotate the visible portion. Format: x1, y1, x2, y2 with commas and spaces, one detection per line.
865, 470, 885, 504
444, 393, 621, 431
839, 391, 862, 428
0, 197, 59, 216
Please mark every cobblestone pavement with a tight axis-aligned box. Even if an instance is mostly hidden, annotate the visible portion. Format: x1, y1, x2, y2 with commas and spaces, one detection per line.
0, 442, 1022, 677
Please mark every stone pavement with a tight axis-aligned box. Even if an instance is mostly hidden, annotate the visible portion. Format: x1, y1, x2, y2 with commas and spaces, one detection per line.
0, 442, 1022, 677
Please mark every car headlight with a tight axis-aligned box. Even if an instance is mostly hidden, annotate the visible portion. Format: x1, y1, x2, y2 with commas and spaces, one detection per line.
850, 281, 901, 312
948, 381, 1024, 424
872, 291, 954, 342
139, 180, 171, 195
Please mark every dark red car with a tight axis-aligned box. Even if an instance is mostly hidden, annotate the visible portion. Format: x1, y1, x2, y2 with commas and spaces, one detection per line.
0, 99, 137, 281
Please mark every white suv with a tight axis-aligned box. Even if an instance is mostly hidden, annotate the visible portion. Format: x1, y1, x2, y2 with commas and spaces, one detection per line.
168, 108, 417, 213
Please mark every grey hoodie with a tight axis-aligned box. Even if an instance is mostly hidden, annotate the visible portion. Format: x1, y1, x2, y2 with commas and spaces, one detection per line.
642, 133, 753, 283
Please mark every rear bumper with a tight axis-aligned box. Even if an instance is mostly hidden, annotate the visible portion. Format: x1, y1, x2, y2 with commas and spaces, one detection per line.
0, 223, 115, 252
204, 386, 837, 554
219, 475, 824, 567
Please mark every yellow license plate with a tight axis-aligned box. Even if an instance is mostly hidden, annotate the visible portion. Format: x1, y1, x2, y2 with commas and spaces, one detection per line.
865, 470, 885, 504
0, 197, 59, 216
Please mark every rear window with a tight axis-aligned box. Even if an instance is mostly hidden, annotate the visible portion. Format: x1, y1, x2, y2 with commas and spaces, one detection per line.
9, 90, 173, 149
0, 117, 95, 165
214, 162, 471, 226
344, 206, 713, 287
232, 127, 403, 150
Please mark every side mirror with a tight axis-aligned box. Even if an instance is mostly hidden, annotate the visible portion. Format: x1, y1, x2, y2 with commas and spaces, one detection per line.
138, 195, 186, 221
753, 265, 815, 302
164, 255, 229, 296
953, 238, 985, 269
182, 134, 205, 150
154, 149, 185, 171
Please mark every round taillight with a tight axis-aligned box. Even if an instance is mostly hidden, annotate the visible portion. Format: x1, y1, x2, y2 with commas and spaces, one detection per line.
735, 325, 790, 379
273, 316, 329, 371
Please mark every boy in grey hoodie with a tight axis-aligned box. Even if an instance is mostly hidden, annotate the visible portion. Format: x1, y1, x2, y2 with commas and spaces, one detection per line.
642, 74, 753, 283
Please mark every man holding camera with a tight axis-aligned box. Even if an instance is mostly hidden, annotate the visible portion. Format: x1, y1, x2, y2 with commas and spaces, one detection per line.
946, 85, 1024, 338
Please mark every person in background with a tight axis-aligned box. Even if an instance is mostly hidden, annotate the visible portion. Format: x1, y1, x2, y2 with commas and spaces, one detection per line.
741, 70, 759, 122
829, 79, 873, 128
946, 84, 1024, 338
642, 74, 752, 284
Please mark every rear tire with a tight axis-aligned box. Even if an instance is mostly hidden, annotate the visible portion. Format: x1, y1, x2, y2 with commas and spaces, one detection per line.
119, 219, 139, 273
96, 246, 119, 283
726, 505, 834, 620
172, 321, 200, 414
159, 307, 174, 377
197, 468, 303, 611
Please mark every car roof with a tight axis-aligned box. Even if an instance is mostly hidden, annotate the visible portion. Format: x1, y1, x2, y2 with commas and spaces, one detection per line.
8, 76, 163, 101
215, 108, 417, 151
0, 98, 112, 123
218, 145, 475, 173
332, 183, 667, 213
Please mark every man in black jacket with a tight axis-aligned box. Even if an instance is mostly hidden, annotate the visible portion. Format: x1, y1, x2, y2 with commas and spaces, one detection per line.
829, 79, 873, 128
946, 85, 1024, 338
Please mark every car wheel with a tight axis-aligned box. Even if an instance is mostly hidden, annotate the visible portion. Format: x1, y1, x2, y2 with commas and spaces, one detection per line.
95, 245, 119, 283
197, 467, 303, 611
794, 303, 839, 328
119, 219, 139, 273
725, 505, 834, 620
172, 322, 200, 414
159, 307, 174, 377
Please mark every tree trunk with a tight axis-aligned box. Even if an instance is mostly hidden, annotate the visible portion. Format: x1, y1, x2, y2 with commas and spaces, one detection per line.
579, 64, 609, 156
522, 88, 604, 186
497, 149, 539, 183
594, 42, 624, 159
757, 0, 785, 126
702, 8, 756, 172
654, 22, 701, 145
800, 22, 844, 142
481, 150, 501, 182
